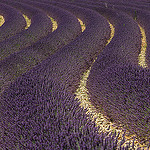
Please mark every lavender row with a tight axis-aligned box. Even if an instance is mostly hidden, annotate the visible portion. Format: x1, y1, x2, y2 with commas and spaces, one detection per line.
0, 2, 26, 41
76, 3, 141, 66
0, 2, 112, 149
13, 0, 82, 44
14, 1, 111, 94
58, 0, 150, 142
0, 0, 52, 61
86, 0, 150, 69
0, 1, 148, 149
76, 1, 150, 146
61, 1, 150, 147
30, 0, 150, 148
0, 74, 130, 149
87, 62, 150, 145
0, 1, 82, 93
101, 1, 150, 70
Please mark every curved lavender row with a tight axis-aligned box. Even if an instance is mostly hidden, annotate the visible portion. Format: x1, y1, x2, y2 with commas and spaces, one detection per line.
73, 3, 141, 67
12, 0, 81, 44
0, 2, 26, 41
0, 76, 129, 149
88, 62, 150, 144
0, 1, 148, 149
29, 0, 149, 148
41, 1, 143, 68
0, 1, 84, 93
0, 2, 82, 93
0, 0, 52, 60
75, 2, 150, 145
90, 0, 150, 69
0, 3, 112, 149
66, 1, 150, 147
16, 2, 111, 94
104, 2, 150, 70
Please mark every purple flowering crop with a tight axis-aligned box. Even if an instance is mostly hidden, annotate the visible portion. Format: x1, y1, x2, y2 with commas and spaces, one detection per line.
0, 0, 150, 149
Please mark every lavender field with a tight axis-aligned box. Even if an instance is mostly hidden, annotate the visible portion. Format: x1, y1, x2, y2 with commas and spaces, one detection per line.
0, 0, 149, 149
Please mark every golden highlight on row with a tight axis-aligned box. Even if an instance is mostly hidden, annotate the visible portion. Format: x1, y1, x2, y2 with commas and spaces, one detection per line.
78, 18, 86, 32
0, 15, 5, 27
23, 14, 31, 29
138, 25, 147, 68
48, 16, 58, 32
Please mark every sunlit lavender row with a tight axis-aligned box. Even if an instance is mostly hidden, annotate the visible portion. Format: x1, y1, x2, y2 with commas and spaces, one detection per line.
0, 0, 149, 149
